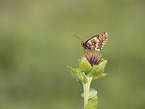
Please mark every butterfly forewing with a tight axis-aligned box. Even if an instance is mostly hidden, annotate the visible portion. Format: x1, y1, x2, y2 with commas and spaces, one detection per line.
82, 32, 108, 51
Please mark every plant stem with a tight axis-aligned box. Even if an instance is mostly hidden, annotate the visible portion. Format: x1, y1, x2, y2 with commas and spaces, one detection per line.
83, 77, 92, 109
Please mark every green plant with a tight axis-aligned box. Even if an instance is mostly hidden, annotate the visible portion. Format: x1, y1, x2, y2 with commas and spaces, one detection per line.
67, 52, 107, 109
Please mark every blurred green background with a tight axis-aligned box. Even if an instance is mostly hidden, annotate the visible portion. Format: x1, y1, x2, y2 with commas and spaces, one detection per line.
0, 0, 145, 109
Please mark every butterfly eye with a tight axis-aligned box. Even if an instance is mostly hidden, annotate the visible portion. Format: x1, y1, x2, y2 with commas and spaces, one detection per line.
81, 42, 84, 46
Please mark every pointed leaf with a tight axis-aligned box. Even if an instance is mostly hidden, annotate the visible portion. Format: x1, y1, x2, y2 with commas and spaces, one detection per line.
86, 96, 98, 109
67, 66, 88, 83
67, 66, 81, 82
80, 57, 92, 74
93, 73, 107, 80
89, 60, 107, 78
76, 69, 88, 83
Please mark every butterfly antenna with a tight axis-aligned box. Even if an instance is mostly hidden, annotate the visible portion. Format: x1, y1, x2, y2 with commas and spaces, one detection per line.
75, 34, 83, 42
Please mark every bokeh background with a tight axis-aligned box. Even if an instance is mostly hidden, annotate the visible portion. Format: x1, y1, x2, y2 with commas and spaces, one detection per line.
0, 0, 145, 109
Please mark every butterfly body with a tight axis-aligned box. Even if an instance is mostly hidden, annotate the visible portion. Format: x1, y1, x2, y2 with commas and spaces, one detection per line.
81, 32, 108, 51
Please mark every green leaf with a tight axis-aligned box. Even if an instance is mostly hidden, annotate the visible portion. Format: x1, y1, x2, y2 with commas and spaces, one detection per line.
67, 66, 88, 83
81, 88, 97, 99
89, 60, 107, 79
76, 69, 88, 83
88, 88, 97, 99
86, 96, 98, 109
93, 73, 107, 80
71, 71, 82, 84
80, 57, 92, 74
67, 66, 80, 82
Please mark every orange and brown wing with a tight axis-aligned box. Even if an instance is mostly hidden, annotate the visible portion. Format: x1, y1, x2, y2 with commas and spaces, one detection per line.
85, 32, 108, 51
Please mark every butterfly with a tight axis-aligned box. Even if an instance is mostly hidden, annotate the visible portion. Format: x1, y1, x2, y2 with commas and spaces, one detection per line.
75, 32, 108, 51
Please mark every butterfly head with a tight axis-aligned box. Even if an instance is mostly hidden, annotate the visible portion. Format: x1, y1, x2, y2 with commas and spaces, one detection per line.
81, 42, 85, 48
81, 42, 91, 50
